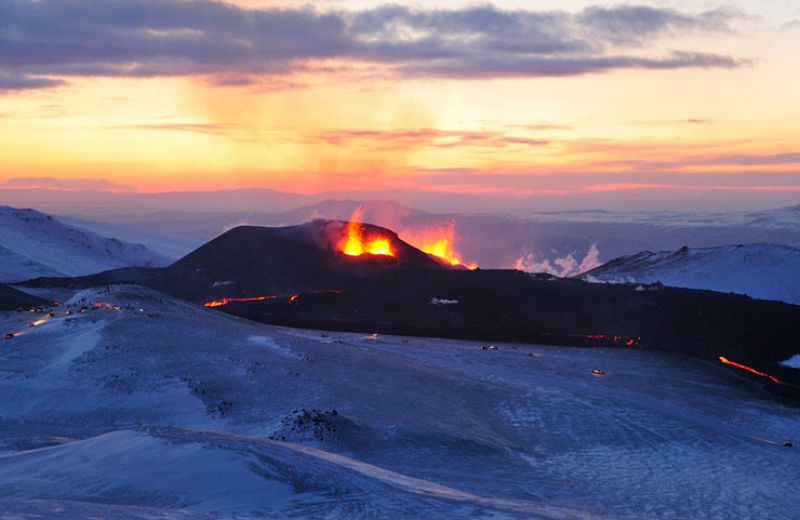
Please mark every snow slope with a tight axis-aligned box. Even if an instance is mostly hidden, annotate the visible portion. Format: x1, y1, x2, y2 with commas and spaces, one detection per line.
0, 285, 798, 518
583, 244, 800, 305
0, 206, 169, 283
57, 215, 202, 261
0, 244, 62, 281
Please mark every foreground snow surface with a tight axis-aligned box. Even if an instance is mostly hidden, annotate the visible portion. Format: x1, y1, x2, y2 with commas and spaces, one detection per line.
0, 286, 798, 519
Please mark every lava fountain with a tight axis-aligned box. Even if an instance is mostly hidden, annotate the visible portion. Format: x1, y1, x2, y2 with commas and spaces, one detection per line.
340, 207, 395, 257
403, 221, 477, 269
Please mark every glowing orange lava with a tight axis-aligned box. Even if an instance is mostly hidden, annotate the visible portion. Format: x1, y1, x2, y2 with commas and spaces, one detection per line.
584, 333, 641, 346
719, 356, 783, 385
203, 296, 276, 308
340, 207, 395, 257
402, 222, 477, 268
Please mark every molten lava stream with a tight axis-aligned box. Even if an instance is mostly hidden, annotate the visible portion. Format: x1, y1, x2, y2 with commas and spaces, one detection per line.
719, 356, 783, 385
341, 207, 394, 257
203, 296, 276, 308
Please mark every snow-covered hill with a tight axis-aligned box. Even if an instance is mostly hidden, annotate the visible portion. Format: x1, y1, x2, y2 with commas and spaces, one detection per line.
0, 285, 798, 518
0, 206, 169, 283
583, 244, 800, 305
56, 215, 202, 260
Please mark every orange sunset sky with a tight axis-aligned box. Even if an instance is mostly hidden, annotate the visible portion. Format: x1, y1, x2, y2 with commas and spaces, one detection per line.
1, 0, 799, 202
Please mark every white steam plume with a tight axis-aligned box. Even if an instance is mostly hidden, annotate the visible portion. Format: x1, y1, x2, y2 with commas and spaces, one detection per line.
514, 243, 601, 278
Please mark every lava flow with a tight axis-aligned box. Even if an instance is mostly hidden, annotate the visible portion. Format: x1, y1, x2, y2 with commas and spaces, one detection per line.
585, 333, 641, 347
203, 296, 276, 308
340, 207, 394, 257
719, 356, 783, 385
403, 222, 477, 269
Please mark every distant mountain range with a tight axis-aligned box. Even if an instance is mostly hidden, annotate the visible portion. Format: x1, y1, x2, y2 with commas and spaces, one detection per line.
3, 185, 800, 216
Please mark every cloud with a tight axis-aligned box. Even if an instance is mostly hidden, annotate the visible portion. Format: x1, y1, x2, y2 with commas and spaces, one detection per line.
402, 51, 746, 79
0, 72, 66, 91
577, 5, 741, 45
312, 128, 550, 149
780, 20, 800, 31
0, 1, 748, 90
705, 152, 800, 166
598, 151, 800, 170
508, 123, 572, 131
111, 122, 241, 136
583, 183, 800, 193
398, 164, 800, 196
0, 177, 131, 191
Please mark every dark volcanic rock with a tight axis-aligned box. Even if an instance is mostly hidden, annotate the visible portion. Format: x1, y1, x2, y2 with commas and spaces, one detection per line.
0, 284, 48, 311
224, 270, 800, 397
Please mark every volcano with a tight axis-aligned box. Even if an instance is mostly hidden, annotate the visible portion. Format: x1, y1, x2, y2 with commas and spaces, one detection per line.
25, 220, 447, 303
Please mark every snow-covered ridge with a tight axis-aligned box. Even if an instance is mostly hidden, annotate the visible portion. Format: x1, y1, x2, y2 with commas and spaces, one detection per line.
57, 214, 202, 261
583, 244, 800, 305
0, 206, 169, 283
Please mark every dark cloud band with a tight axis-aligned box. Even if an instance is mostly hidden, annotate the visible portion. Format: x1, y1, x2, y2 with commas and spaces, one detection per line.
0, 0, 747, 90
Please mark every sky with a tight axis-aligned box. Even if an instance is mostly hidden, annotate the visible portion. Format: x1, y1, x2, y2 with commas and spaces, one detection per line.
0, 0, 799, 209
